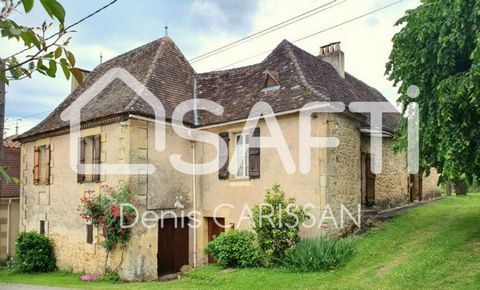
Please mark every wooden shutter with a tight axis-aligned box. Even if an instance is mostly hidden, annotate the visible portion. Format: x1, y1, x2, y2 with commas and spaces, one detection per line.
45, 145, 51, 185
93, 134, 101, 183
77, 138, 86, 183
33, 146, 40, 185
249, 127, 260, 179
218, 132, 230, 180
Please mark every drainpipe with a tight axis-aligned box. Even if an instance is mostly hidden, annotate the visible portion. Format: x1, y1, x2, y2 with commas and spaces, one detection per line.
192, 76, 199, 268
192, 140, 197, 268
6, 198, 11, 256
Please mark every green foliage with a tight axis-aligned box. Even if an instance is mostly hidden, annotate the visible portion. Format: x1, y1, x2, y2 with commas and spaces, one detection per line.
14, 231, 56, 273
1, 0, 81, 84
79, 183, 137, 252
386, 0, 480, 183
100, 269, 121, 283
205, 230, 261, 268
251, 184, 309, 265
281, 237, 355, 272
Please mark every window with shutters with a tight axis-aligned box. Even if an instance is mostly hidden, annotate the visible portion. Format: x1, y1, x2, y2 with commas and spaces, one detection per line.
33, 145, 51, 185
78, 135, 101, 183
234, 133, 249, 178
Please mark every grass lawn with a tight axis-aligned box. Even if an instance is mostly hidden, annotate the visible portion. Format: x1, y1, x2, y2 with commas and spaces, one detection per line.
1, 194, 480, 289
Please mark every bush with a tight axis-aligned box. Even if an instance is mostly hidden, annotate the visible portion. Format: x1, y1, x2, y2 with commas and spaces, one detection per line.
251, 184, 309, 265
282, 237, 355, 272
205, 230, 260, 268
14, 231, 56, 273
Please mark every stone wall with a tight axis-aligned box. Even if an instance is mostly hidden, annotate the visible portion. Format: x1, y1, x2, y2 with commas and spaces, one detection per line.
323, 113, 362, 233
422, 168, 441, 200
196, 113, 324, 256
373, 138, 410, 210
19, 121, 159, 280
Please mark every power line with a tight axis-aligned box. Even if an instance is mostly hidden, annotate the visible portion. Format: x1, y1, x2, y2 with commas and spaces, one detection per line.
292, 0, 402, 43
6, 0, 119, 59
189, 0, 345, 64
8, 1, 402, 121
216, 0, 403, 70
4, 109, 52, 125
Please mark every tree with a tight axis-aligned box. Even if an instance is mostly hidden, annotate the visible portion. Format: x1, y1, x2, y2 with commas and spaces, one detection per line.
386, 0, 480, 195
1, 0, 83, 84
1, 0, 82, 183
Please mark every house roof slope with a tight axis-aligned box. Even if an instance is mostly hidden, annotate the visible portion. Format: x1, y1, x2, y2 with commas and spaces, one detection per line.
18, 38, 399, 142
18, 37, 195, 141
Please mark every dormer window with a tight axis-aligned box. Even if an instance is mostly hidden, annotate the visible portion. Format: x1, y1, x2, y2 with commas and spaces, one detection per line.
261, 70, 280, 92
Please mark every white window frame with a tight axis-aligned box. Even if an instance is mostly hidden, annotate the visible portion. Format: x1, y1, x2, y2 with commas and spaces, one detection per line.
234, 133, 249, 178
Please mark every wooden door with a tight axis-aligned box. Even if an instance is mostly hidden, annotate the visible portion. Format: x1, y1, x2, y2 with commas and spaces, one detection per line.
409, 174, 423, 202
157, 218, 189, 275
207, 217, 225, 263
365, 154, 376, 205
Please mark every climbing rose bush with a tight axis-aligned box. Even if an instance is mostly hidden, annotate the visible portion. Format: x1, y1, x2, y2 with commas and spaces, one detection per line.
79, 183, 137, 251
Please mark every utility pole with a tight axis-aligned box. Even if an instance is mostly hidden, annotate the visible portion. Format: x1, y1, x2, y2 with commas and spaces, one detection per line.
0, 58, 5, 163
15, 118, 22, 135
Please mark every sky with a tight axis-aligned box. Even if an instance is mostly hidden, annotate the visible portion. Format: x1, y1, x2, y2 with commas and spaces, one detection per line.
1, 0, 420, 135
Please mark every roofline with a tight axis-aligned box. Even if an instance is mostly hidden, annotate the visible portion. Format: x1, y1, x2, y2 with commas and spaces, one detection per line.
359, 128, 394, 138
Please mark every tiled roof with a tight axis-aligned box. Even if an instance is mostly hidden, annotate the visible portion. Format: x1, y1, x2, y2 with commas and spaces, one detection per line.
3, 136, 21, 148
17, 37, 399, 142
18, 37, 195, 141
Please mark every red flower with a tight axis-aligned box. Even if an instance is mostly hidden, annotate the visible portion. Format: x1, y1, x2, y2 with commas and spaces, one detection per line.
110, 205, 120, 219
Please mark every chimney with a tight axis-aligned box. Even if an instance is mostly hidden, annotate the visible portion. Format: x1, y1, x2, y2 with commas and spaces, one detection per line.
71, 69, 91, 93
318, 42, 345, 79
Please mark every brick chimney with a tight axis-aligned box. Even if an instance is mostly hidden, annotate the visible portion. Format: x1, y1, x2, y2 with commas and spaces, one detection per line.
318, 42, 345, 79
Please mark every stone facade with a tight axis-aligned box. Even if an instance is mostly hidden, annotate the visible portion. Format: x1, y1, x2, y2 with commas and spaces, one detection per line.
19, 112, 440, 280
323, 113, 362, 232
373, 138, 410, 210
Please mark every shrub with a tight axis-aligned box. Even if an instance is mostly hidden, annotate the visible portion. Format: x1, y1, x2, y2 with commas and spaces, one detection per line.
251, 184, 309, 265
14, 231, 56, 273
282, 237, 355, 272
205, 230, 260, 268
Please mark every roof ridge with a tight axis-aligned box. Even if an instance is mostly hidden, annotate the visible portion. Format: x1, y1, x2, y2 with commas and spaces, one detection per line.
124, 39, 167, 112
284, 42, 329, 101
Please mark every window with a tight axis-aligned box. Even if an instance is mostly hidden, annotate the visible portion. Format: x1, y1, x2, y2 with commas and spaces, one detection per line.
234, 133, 249, 178
39, 220, 45, 236
86, 224, 93, 244
78, 135, 101, 183
33, 145, 51, 185
261, 71, 280, 92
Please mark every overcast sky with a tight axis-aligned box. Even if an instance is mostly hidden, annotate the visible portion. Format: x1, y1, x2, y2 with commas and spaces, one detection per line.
1, 0, 419, 135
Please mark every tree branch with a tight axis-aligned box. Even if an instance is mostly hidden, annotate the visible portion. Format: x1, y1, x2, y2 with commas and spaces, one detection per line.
2, 32, 64, 73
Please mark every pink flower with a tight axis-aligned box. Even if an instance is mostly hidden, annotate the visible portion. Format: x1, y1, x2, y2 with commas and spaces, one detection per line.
110, 205, 120, 219
80, 275, 95, 282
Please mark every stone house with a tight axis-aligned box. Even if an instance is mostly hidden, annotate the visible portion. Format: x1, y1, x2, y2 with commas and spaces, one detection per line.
16, 37, 439, 280
0, 136, 21, 259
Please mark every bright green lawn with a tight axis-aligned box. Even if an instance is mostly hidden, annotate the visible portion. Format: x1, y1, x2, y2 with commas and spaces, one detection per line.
1, 194, 480, 290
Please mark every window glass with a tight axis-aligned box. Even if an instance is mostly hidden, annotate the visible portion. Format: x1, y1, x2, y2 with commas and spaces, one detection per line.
235, 133, 249, 178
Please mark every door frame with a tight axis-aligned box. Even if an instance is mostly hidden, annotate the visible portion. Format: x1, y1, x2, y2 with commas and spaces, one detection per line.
157, 217, 190, 276
206, 217, 225, 264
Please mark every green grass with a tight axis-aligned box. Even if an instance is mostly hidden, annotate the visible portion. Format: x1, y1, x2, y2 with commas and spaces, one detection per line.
1, 194, 480, 289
